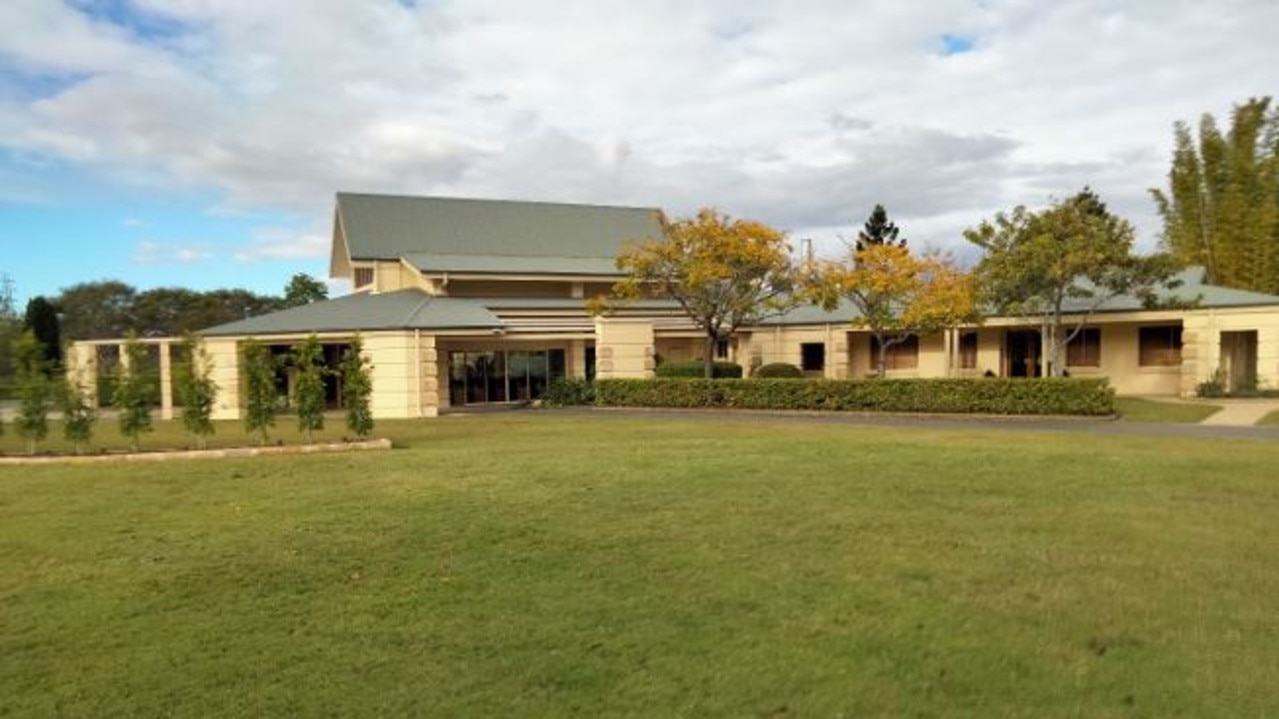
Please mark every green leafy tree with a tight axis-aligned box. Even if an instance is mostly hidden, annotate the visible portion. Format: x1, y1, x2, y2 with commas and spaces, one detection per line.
175, 334, 217, 449
292, 335, 326, 442
855, 204, 908, 252
340, 336, 374, 439
283, 274, 329, 308
58, 356, 97, 455
965, 189, 1180, 377
609, 208, 799, 378
809, 243, 977, 377
22, 296, 61, 371
1150, 97, 1279, 294
242, 339, 280, 445
114, 335, 155, 451
12, 331, 53, 454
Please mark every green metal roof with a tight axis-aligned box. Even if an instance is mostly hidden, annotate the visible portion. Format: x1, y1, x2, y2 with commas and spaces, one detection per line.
202, 290, 501, 336
336, 193, 664, 265
401, 252, 621, 276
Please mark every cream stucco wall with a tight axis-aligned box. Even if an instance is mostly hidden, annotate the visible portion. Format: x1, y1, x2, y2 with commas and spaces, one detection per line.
740, 326, 848, 378
205, 337, 242, 420
595, 318, 655, 379
1182, 307, 1279, 396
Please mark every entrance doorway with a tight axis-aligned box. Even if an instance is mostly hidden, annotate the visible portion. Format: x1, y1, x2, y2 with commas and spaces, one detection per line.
1005, 330, 1042, 378
448, 349, 567, 406
1219, 331, 1258, 392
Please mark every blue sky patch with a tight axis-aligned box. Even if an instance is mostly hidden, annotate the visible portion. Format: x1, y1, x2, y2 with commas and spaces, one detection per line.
71, 0, 190, 44
940, 33, 976, 56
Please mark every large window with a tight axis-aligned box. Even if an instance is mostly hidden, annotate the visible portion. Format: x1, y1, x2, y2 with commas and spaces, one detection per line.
869, 335, 919, 370
353, 266, 374, 288
800, 342, 825, 372
959, 332, 978, 369
448, 349, 566, 405
1139, 326, 1182, 367
1066, 328, 1101, 367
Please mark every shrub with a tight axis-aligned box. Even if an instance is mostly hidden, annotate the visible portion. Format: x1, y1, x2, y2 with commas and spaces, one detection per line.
753, 362, 803, 378
1196, 369, 1226, 398
594, 377, 1115, 416
655, 360, 743, 379
543, 378, 595, 407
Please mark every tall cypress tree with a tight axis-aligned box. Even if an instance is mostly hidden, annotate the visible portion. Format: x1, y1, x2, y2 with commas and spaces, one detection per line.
1151, 97, 1279, 293
22, 296, 61, 372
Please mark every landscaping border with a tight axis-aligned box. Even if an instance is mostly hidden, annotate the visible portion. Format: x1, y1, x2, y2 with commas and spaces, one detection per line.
0, 438, 392, 466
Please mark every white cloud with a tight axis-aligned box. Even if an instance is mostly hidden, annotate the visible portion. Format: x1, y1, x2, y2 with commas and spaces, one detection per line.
2, 0, 1278, 256
233, 227, 328, 263
133, 240, 212, 264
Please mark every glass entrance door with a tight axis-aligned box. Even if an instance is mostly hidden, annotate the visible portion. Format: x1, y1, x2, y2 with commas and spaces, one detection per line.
448, 349, 567, 406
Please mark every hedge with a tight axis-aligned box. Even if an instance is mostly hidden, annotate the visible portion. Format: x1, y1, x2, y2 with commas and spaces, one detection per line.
654, 360, 744, 379
753, 362, 803, 378
593, 377, 1115, 416
543, 378, 595, 407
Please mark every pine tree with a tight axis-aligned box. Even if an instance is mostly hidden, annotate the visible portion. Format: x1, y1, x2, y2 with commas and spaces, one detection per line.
1151, 97, 1279, 293
340, 336, 374, 439
855, 204, 907, 252
242, 339, 279, 445
22, 296, 61, 371
292, 335, 326, 443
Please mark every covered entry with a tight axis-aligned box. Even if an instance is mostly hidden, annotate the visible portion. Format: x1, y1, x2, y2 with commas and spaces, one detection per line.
1005, 330, 1042, 378
1219, 330, 1258, 392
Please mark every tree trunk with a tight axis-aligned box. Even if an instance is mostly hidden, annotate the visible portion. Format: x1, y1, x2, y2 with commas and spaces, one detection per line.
703, 332, 717, 379
875, 334, 888, 378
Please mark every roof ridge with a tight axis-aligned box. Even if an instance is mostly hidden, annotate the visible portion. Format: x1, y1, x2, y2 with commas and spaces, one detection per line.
335, 192, 660, 213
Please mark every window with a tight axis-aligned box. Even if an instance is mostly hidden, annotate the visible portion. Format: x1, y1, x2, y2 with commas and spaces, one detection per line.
1139, 325, 1182, 366
353, 266, 374, 288
1066, 328, 1101, 367
715, 339, 730, 359
869, 336, 919, 370
959, 332, 978, 369
800, 342, 825, 372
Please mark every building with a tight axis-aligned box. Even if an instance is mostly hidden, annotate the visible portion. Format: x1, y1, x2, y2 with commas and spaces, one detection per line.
68, 193, 1279, 419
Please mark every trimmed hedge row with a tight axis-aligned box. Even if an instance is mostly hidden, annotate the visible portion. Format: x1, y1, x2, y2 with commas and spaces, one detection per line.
654, 361, 744, 379
753, 362, 803, 378
593, 377, 1115, 416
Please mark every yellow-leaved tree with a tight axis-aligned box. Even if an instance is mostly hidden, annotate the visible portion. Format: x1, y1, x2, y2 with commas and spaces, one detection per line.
609, 208, 799, 378
809, 242, 977, 377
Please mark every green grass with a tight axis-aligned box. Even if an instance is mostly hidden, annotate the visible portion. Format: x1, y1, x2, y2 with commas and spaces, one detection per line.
3, 413, 1278, 716
1257, 409, 1279, 426
1114, 396, 1222, 423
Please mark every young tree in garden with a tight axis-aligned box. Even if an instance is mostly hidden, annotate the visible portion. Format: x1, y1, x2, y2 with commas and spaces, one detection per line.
59, 361, 97, 455
22, 296, 61, 371
1150, 97, 1279, 294
12, 331, 53, 454
340, 336, 374, 439
610, 208, 799, 378
114, 335, 155, 451
855, 204, 908, 252
175, 334, 217, 449
242, 339, 279, 445
809, 244, 976, 377
282, 273, 329, 308
965, 188, 1180, 378
292, 335, 326, 443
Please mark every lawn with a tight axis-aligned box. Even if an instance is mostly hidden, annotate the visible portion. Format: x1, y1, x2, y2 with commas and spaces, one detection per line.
2, 413, 1277, 716
1258, 409, 1279, 426
1113, 396, 1222, 423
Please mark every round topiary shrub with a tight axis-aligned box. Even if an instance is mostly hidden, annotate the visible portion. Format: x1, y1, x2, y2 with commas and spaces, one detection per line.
753, 362, 803, 378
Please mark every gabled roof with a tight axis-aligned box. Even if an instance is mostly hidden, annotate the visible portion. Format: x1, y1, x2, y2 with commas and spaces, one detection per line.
202, 290, 501, 336
334, 193, 664, 269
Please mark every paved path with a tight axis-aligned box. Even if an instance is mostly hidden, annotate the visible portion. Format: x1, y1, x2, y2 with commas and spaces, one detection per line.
1199, 399, 1279, 427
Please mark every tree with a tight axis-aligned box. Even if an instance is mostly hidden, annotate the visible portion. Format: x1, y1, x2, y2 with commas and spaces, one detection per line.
283, 274, 329, 308
1150, 97, 1279, 294
175, 334, 217, 449
809, 243, 976, 377
965, 189, 1180, 378
242, 339, 279, 445
12, 331, 53, 454
22, 296, 61, 371
292, 335, 326, 442
114, 335, 155, 451
610, 208, 799, 378
856, 204, 907, 252
55, 281, 137, 340
59, 353, 97, 455
340, 335, 374, 439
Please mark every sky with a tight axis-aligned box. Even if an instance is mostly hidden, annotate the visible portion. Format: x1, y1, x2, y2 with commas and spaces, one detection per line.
1, 0, 1277, 308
